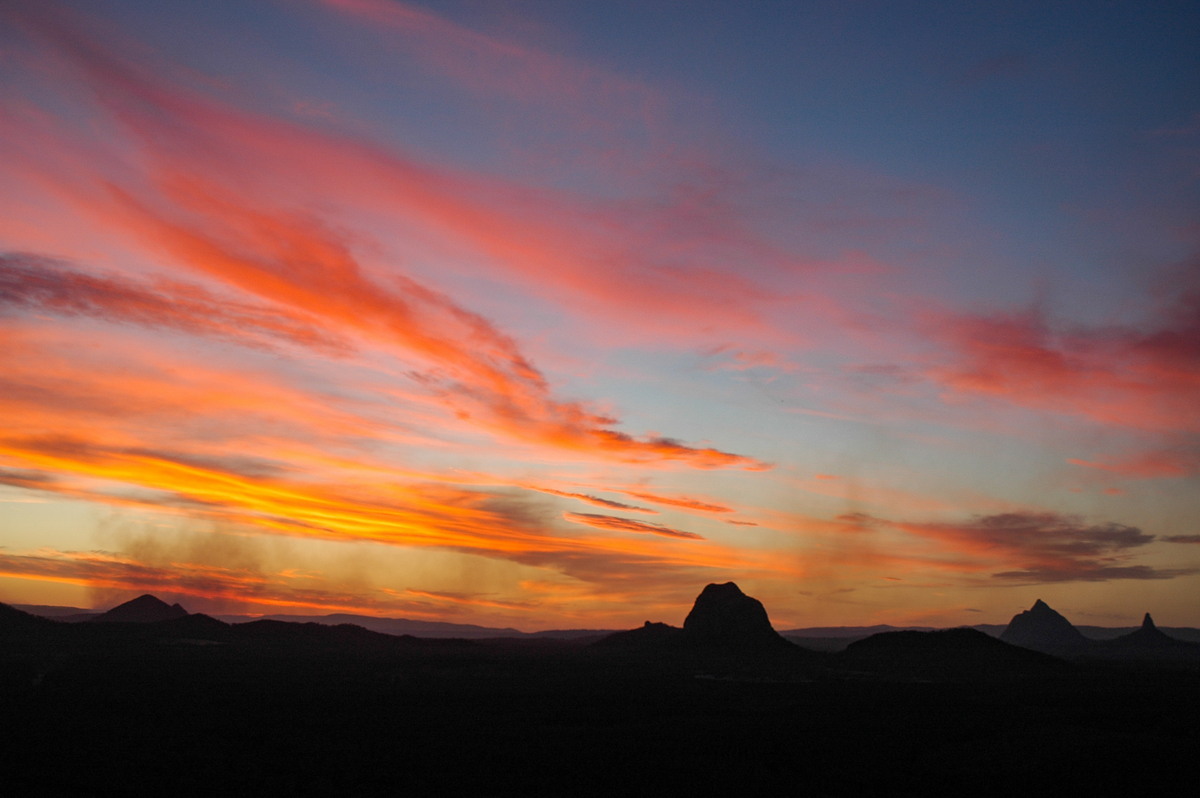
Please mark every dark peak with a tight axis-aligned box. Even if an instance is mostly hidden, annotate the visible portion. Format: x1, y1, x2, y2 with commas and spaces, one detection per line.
126, 594, 172, 608
683, 582, 787, 647
1111, 611, 1183, 650
92, 594, 189, 623
1000, 598, 1085, 652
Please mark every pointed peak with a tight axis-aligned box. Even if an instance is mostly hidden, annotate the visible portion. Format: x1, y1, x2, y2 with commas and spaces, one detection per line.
93, 593, 189, 623
1031, 599, 1051, 611
126, 594, 169, 607
1142, 612, 1156, 630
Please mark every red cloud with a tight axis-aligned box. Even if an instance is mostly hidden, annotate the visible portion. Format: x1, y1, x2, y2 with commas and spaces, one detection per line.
0, 252, 344, 354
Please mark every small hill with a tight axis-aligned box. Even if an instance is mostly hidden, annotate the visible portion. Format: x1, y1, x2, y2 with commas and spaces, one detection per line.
592, 620, 684, 648
90, 594, 189, 624
1000, 599, 1088, 654
843, 627, 1066, 677
229, 619, 419, 650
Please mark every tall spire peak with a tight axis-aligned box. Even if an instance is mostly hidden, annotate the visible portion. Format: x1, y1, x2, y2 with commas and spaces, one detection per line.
1142, 612, 1156, 630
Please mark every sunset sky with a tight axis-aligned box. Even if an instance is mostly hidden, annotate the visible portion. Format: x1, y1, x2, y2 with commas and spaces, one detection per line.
2, 0, 1198, 630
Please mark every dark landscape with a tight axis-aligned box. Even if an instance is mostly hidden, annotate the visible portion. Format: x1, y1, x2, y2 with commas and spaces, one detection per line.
4, 584, 1198, 797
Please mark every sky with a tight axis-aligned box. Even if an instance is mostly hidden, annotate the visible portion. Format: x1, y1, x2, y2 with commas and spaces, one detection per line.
1, 0, 1198, 630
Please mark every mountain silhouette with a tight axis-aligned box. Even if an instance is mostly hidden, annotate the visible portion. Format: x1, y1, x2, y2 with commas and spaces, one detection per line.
1000, 599, 1088, 653
682, 582, 789, 648
593, 620, 685, 648
844, 627, 1066, 676
90, 594, 189, 623
594, 582, 791, 651
1109, 613, 1186, 650
0, 602, 56, 634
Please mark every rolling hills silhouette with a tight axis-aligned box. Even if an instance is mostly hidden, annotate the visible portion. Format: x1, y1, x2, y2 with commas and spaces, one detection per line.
3, 586, 1200, 796
844, 627, 1066, 677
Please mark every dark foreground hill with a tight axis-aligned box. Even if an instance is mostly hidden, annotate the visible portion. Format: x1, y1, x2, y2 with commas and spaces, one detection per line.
844, 627, 1067, 678
3, 592, 1200, 796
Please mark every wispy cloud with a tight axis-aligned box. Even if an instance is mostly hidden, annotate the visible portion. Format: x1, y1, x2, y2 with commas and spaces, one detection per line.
923, 265, 1200, 433
563, 512, 703, 540
890, 511, 1191, 583
528, 487, 657, 514
617, 490, 734, 514
1, 4, 770, 476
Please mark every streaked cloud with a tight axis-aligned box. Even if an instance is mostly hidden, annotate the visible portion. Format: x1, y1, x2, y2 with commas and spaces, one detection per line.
563, 512, 703, 540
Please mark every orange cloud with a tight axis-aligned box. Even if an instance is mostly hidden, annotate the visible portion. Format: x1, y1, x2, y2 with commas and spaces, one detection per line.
0, 548, 397, 617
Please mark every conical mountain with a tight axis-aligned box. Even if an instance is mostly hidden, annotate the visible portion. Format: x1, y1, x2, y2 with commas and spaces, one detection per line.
1000, 599, 1087, 653
90, 594, 189, 623
1111, 612, 1183, 650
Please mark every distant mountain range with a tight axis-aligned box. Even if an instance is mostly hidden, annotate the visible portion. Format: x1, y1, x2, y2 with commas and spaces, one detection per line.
11, 592, 1200, 650
9, 585, 1197, 680
996, 598, 1200, 663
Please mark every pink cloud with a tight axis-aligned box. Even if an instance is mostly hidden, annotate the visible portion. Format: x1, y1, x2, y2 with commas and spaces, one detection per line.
923, 272, 1200, 432
1068, 447, 1200, 479
1, 4, 778, 471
